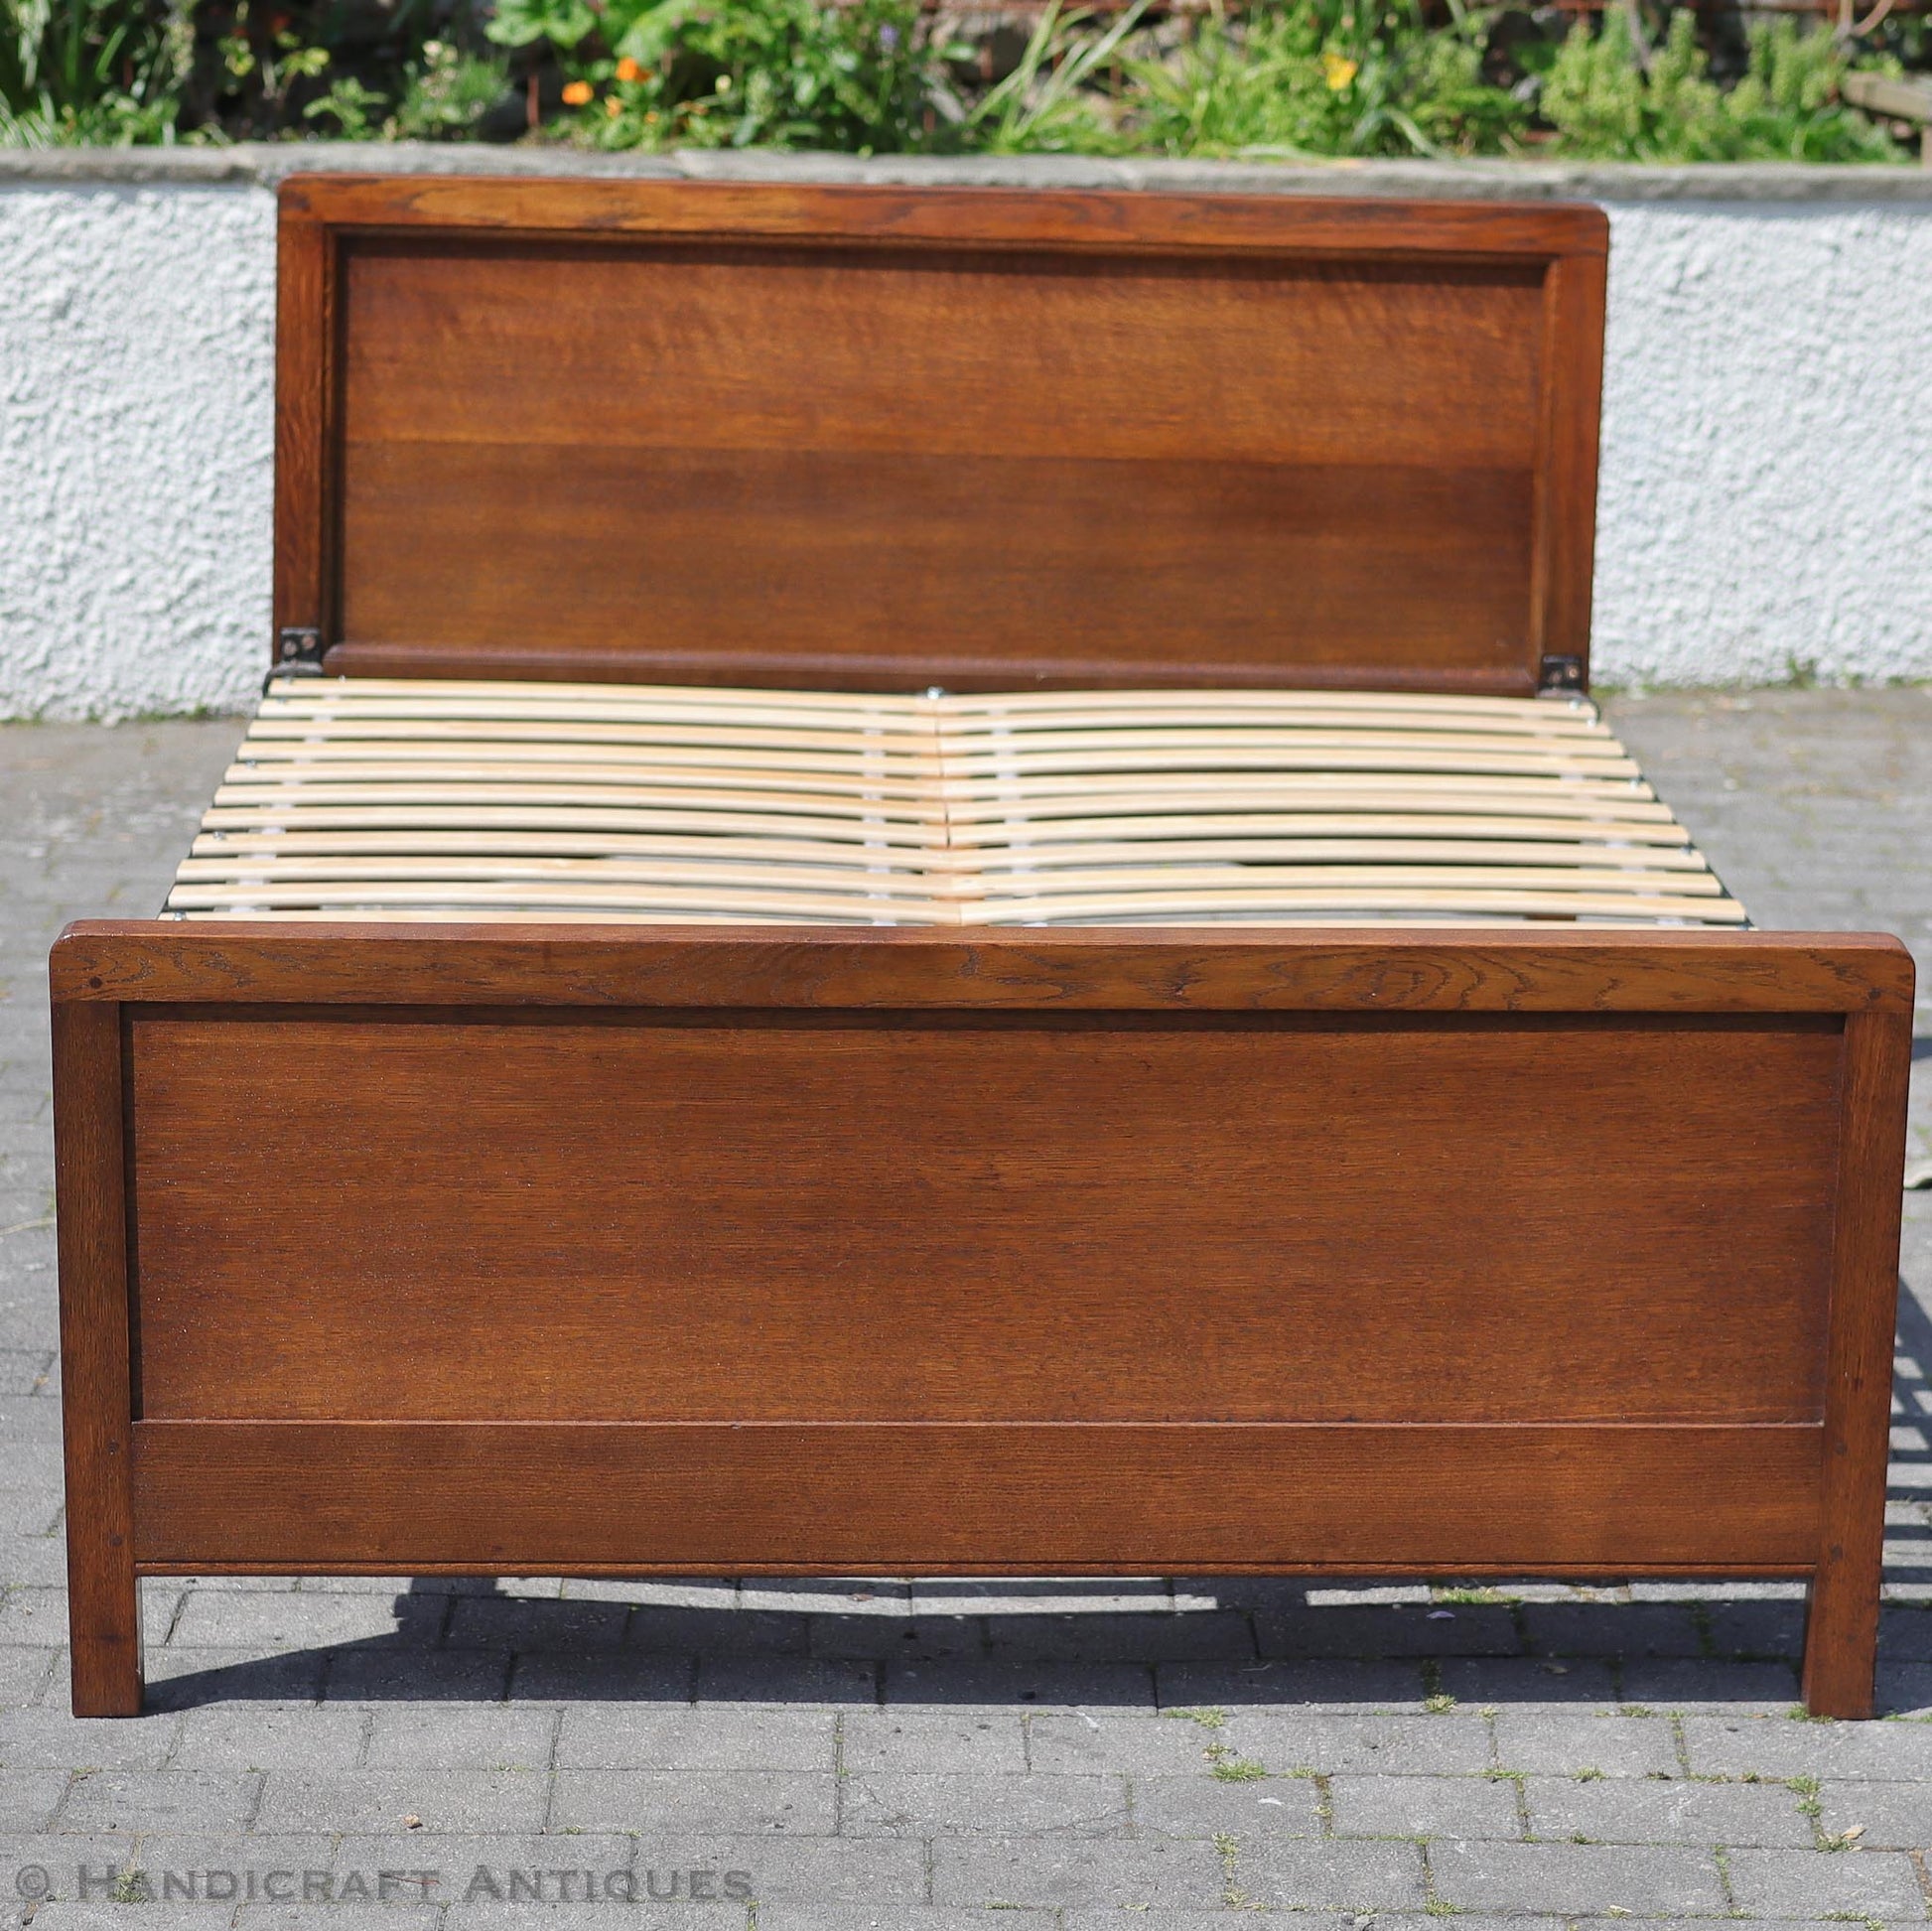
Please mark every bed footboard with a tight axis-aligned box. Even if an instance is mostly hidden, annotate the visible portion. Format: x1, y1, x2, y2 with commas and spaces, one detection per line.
52, 925, 1912, 1717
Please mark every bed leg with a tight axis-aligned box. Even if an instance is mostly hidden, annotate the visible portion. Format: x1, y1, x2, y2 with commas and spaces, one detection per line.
53, 997, 145, 1717
1801, 1562, 1879, 1721
68, 1553, 143, 1718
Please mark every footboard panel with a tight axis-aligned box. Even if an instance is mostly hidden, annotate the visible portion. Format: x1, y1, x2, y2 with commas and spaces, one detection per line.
53, 924, 1912, 1715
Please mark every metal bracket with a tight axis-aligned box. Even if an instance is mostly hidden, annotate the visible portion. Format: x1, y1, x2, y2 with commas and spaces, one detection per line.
1537, 653, 1586, 694
264, 627, 326, 695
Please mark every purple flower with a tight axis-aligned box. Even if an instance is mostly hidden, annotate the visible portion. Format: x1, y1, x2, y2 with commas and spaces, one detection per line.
879, 23, 898, 48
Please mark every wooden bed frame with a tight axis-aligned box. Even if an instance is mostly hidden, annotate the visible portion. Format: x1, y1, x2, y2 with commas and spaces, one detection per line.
53, 177, 1913, 1719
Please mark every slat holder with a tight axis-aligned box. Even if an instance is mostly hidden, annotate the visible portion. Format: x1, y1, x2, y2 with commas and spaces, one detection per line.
1538, 654, 1587, 695
264, 626, 326, 694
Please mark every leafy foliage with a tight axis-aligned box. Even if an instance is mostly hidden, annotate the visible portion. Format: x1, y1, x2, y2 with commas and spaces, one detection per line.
0, 0, 1915, 161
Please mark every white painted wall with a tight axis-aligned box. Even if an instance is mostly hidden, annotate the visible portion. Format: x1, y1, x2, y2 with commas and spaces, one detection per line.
1, 157, 1926, 716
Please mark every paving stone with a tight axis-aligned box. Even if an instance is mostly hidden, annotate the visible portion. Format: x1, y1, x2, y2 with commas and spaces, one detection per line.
806, 1614, 981, 1661
447, 1594, 636, 1652
1491, 1709, 1681, 1776
883, 1661, 1153, 1710
1327, 1770, 1523, 1840
624, 1834, 927, 1903
1027, 1711, 1231, 1775
909, 1581, 1171, 1617
1818, 1778, 1932, 1850
0, 1644, 58, 1706
1684, 1714, 1932, 1778
1523, 1771, 1815, 1846
559, 1706, 834, 1771
1725, 1846, 1930, 1919
0, 1708, 180, 1769
839, 1770, 1128, 1837
839, 1711, 1025, 1774
328, 1649, 514, 1702
143, 1647, 330, 1709
1435, 1657, 1619, 1705
53, 1769, 260, 1834
1520, 1600, 1708, 1658
1239, 1837, 1432, 1909
340, 1706, 554, 1776
550, 1769, 835, 1835
929, 1835, 1222, 1909
1257, 1603, 1522, 1658
1226, 1711, 1495, 1775
0, 1767, 69, 1830
333, 1830, 635, 1894
168, 1706, 365, 1770
1157, 1657, 1426, 1710
506, 1652, 692, 1703
168, 1586, 445, 1653
1129, 1771, 1322, 1838
1876, 1661, 1932, 1718
1429, 1838, 1728, 1914
254, 1770, 548, 1835
0, 1588, 76, 1645
696, 1657, 876, 1707
983, 1609, 1256, 1662
234, 1910, 446, 1930
623, 1606, 808, 1655
1619, 1657, 1803, 1710
765, 1913, 1051, 1931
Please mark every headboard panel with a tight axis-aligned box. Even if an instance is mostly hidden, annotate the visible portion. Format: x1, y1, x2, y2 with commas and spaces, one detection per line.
275, 179, 1608, 695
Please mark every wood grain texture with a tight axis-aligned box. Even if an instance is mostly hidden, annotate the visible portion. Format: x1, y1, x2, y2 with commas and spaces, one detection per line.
126, 1008, 1840, 1427
51, 923, 1918, 1014
278, 176, 1611, 259
1803, 1002, 1916, 1718
273, 203, 333, 642
51, 1000, 143, 1717
267, 180, 1607, 694
130, 1421, 1816, 1571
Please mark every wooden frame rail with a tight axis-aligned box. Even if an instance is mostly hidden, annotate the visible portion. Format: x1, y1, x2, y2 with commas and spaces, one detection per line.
53, 923, 1911, 1719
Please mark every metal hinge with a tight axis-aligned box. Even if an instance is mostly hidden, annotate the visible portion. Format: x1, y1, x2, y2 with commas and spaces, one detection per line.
1538, 653, 1586, 694
264, 626, 325, 695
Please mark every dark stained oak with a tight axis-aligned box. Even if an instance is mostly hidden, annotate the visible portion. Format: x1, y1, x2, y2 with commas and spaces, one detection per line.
51, 1002, 142, 1718
48, 180, 1913, 1719
130, 1422, 1820, 1572
125, 1008, 1841, 1428
275, 179, 1607, 696
49, 923, 1918, 1015
1804, 1006, 1914, 1718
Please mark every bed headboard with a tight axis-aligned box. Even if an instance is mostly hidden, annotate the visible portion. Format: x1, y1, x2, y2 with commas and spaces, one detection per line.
274, 176, 1608, 696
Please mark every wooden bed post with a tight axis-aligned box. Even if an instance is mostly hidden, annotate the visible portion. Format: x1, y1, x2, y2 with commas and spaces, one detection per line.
1802, 1005, 1913, 1720
53, 999, 144, 1717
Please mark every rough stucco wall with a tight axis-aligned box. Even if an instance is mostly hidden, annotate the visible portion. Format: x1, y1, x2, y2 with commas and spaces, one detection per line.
0, 186, 274, 720
1596, 202, 1932, 689
0, 172, 1925, 715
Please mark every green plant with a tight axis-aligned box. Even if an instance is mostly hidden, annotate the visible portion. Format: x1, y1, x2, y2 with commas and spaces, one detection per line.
1544, 7, 1905, 161
0, 0, 187, 143
950, 0, 1144, 155
1123, 0, 1528, 159
389, 37, 506, 138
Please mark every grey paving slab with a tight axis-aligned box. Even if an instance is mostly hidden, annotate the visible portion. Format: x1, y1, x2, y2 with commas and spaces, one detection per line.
1157, 1657, 1428, 1710
1237, 1836, 1432, 1909
1327, 1769, 1525, 1840
549, 1768, 836, 1835
1225, 1711, 1495, 1775
838, 1711, 1025, 1774
1128, 1770, 1323, 1838
362, 1704, 560, 1770
837, 1769, 1129, 1837
252, 1769, 549, 1835
166, 1705, 366, 1771
1522, 1770, 1817, 1846
1619, 1657, 1805, 1710
1429, 1837, 1729, 1914
1491, 1709, 1683, 1776
1725, 1845, 1931, 1919
1684, 1714, 1932, 1778
1817, 1777, 1932, 1850
928, 1834, 1223, 1909
51, 1769, 261, 1835
559, 1705, 834, 1771
1026, 1710, 1229, 1774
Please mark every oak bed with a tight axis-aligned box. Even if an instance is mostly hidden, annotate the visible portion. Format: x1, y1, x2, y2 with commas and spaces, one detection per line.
54, 176, 1912, 1719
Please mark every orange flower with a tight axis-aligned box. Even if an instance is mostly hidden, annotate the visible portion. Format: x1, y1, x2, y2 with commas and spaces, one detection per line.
615, 55, 644, 82
606, 93, 621, 115
561, 78, 593, 105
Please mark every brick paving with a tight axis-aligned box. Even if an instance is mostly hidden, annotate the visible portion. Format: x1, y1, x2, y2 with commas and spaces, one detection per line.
0, 689, 1928, 1929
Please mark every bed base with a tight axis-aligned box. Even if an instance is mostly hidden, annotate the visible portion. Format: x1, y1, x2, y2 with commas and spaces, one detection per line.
53, 923, 1911, 1719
